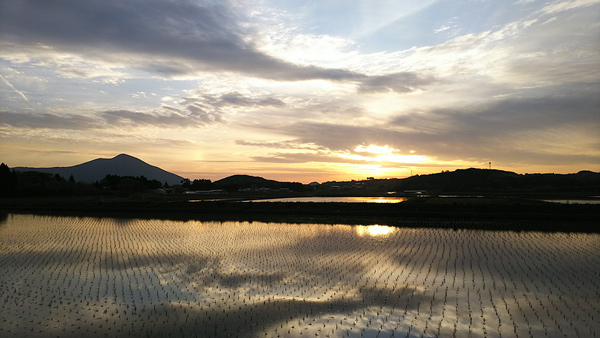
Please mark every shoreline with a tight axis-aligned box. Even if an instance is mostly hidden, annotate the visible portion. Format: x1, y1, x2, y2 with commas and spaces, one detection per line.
2, 195, 599, 233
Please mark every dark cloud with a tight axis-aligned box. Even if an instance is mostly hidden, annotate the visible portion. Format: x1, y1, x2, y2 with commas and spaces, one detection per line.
103, 109, 221, 127
138, 64, 193, 77
249, 152, 450, 168
0, 0, 363, 82
161, 105, 186, 114
392, 91, 600, 138
253, 92, 600, 166
250, 153, 336, 164
211, 92, 285, 107
275, 121, 598, 167
0, 111, 102, 130
171, 92, 284, 122
0, 0, 433, 93
222, 92, 284, 107
0, 107, 223, 130
235, 140, 324, 150
281, 122, 399, 152
358, 72, 436, 93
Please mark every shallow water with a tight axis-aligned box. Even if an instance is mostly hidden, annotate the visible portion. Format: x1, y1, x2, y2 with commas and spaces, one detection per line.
0, 214, 599, 337
542, 199, 600, 204
244, 196, 408, 203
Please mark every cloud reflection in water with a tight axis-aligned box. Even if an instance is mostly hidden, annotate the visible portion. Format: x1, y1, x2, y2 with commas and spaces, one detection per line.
0, 215, 598, 337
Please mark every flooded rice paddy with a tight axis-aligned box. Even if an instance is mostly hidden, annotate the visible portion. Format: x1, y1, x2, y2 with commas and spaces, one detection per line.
245, 197, 408, 203
0, 214, 599, 337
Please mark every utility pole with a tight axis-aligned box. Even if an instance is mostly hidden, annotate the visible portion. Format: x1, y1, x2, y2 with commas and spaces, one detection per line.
489, 162, 491, 170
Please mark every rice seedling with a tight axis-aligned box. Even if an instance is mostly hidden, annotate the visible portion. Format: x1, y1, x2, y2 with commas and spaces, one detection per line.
0, 214, 598, 337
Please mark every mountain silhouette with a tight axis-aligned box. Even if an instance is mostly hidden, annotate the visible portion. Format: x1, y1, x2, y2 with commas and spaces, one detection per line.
214, 174, 303, 191
396, 168, 600, 193
214, 174, 277, 186
312, 168, 600, 195
14, 154, 183, 185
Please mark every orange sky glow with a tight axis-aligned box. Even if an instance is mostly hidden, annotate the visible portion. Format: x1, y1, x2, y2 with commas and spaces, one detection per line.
1, 0, 599, 183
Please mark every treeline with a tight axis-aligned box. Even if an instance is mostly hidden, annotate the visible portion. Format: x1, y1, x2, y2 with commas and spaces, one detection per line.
394, 169, 600, 194
315, 168, 600, 196
0, 163, 168, 197
211, 174, 305, 192
0, 163, 96, 196
95, 174, 163, 192
180, 178, 215, 191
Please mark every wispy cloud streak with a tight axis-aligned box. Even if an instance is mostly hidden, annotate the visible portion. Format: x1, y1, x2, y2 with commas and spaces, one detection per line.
0, 75, 28, 101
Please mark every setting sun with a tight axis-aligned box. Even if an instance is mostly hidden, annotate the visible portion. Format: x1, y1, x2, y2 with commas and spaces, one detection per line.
341, 145, 431, 165
347, 164, 407, 178
335, 145, 431, 178
355, 145, 395, 155
1, 0, 598, 182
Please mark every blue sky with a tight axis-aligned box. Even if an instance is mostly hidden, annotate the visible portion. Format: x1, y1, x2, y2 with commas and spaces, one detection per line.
1, 0, 599, 182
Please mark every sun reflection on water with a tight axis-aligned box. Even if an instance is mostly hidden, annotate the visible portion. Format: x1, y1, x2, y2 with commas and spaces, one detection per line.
355, 224, 395, 237
1, 215, 598, 338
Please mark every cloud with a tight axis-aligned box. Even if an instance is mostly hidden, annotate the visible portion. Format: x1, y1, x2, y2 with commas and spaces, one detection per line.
391, 89, 600, 133
536, 0, 600, 15
102, 109, 222, 127
382, 4, 600, 92
203, 92, 286, 108
277, 122, 409, 153
0, 75, 28, 101
247, 90, 600, 167
301, 0, 440, 39
0, 0, 365, 83
430, 92, 598, 136
0, 111, 102, 130
250, 153, 330, 164
235, 140, 325, 151
249, 150, 474, 169
0, 107, 224, 130
434, 25, 452, 34
0, 0, 437, 96
357, 72, 436, 93
1, 0, 598, 176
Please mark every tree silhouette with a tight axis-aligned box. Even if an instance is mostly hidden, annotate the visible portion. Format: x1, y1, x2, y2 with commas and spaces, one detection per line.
0, 163, 17, 196
190, 179, 214, 190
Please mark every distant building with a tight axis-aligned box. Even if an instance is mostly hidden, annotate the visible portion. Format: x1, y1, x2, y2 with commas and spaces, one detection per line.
404, 189, 427, 195
184, 189, 227, 195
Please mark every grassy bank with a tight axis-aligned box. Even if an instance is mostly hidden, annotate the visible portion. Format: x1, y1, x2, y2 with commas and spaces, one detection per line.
2, 194, 599, 233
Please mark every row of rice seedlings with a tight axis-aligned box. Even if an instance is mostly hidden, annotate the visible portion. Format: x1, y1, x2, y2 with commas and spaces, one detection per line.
0, 214, 599, 337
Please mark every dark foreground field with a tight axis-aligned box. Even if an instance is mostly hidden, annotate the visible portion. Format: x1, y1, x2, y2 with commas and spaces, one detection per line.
2, 194, 599, 233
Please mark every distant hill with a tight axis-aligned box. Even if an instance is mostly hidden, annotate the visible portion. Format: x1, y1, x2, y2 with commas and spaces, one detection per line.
14, 154, 184, 185
317, 168, 600, 195
214, 174, 303, 191
396, 168, 600, 193
214, 174, 277, 186
399, 168, 522, 192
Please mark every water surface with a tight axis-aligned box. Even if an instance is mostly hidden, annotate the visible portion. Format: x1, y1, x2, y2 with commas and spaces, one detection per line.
0, 214, 598, 337
245, 196, 408, 203
542, 199, 600, 204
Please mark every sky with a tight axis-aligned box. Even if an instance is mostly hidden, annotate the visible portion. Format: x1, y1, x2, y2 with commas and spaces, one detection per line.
1, 0, 599, 183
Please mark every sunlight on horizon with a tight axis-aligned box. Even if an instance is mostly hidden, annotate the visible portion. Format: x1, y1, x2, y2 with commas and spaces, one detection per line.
343, 144, 431, 164
336, 163, 409, 180
1, 0, 598, 181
